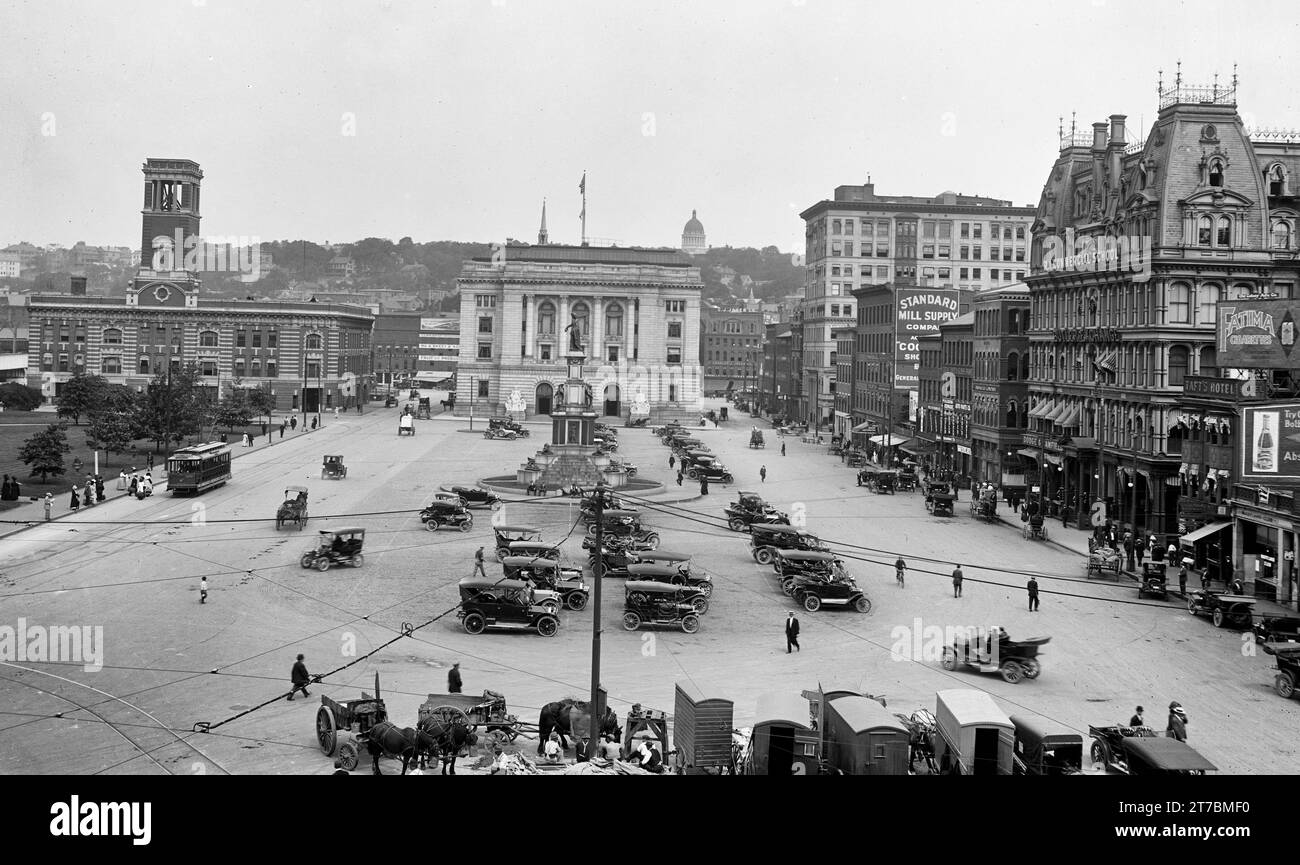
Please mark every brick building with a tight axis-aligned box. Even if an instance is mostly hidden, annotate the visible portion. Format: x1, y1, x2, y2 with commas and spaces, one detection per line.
972, 284, 1031, 486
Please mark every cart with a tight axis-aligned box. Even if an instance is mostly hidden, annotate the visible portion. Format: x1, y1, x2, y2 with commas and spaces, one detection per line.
749, 429, 765, 449
276, 486, 309, 530
398, 414, 415, 436
1021, 513, 1049, 541
316, 676, 388, 771
1087, 547, 1121, 579
416, 397, 432, 420
418, 689, 532, 748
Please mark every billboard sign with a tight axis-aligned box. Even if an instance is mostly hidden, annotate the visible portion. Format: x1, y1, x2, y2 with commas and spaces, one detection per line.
895, 288, 959, 389
1240, 402, 1300, 482
1218, 301, 1300, 368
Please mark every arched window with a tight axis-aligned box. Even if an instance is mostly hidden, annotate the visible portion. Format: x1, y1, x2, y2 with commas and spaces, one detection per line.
102, 328, 122, 345
538, 302, 556, 336
1169, 345, 1189, 387
138, 357, 150, 374
1006, 352, 1019, 381
1209, 159, 1224, 187
305, 333, 322, 350
1197, 284, 1221, 325
1269, 164, 1287, 197
1217, 216, 1231, 246
199, 330, 218, 347
605, 303, 623, 339
1274, 219, 1293, 250
1197, 215, 1213, 246
1006, 402, 1017, 428
1199, 346, 1218, 378
1168, 283, 1191, 323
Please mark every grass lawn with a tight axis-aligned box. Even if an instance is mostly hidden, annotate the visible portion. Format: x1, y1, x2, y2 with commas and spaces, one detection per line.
0, 412, 278, 496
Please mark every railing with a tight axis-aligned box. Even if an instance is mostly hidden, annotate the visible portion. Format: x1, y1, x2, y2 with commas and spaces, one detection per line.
1058, 132, 1092, 151
1158, 83, 1236, 109
1232, 483, 1296, 513
1123, 138, 1147, 155
1246, 127, 1300, 144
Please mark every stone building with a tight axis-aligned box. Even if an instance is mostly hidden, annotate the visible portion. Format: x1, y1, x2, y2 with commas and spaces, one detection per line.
972, 284, 1031, 486
700, 304, 763, 396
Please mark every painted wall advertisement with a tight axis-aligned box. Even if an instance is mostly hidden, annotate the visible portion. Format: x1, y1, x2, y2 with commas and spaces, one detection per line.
1218, 300, 1300, 368
1240, 402, 1300, 482
895, 288, 959, 389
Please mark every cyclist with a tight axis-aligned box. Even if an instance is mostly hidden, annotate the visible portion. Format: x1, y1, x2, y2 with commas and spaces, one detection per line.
895, 557, 907, 587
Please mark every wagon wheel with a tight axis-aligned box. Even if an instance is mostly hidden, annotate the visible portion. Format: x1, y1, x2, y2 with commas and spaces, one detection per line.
1090, 738, 1111, 769
1276, 672, 1296, 699
316, 706, 338, 756
485, 728, 513, 748
337, 739, 360, 771
428, 705, 473, 730
999, 661, 1024, 684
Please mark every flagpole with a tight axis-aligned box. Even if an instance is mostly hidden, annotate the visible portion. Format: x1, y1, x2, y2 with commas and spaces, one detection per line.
580, 171, 588, 247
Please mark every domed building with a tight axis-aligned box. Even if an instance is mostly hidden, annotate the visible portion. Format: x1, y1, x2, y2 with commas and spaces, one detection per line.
681, 209, 707, 255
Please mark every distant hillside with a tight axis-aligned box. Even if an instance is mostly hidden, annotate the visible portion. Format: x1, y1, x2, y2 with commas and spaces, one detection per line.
694, 246, 805, 305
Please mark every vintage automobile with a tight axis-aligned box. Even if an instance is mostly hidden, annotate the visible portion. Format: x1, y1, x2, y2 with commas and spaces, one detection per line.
1138, 562, 1168, 599
321, 455, 347, 480
930, 492, 956, 517
489, 416, 530, 438
872, 471, 897, 495
750, 524, 829, 565
896, 471, 918, 493
483, 426, 518, 440
1254, 615, 1300, 644
585, 509, 660, 547
725, 495, 790, 532
499, 557, 588, 612
493, 525, 542, 561
1087, 724, 1158, 772
856, 468, 879, 488
419, 498, 474, 532
1022, 512, 1049, 541
579, 490, 631, 522
625, 563, 711, 608
941, 627, 1049, 684
749, 429, 766, 449
300, 527, 366, 571
687, 460, 734, 485
1010, 713, 1084, 775
505, 540, 562, 562
276, 486, 309, 531
1263, 641, 1300, 699
457, 578, 560, 636
449, 486, 503, 510
971, 487, 998, 522
846, 452, 867, 468
1117, 737, 1217, 776
581, 534, 658, 556
790, 570, 871, 614
1186, 590, 1257, 629
606, 456, 638, 477
773, 549, 838, 582
384, 395, 398, 408
622, 581, 702, 633
932, 689, 1014, 776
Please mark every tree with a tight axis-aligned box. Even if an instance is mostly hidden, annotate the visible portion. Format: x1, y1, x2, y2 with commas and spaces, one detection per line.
84, 386, 140, 461
56, 372, 109, 425
248, 383, 276, 424
19, 423, 71, 483
0, 382, 44, 411
215, 385, 253, 433
137, 363, 210, 449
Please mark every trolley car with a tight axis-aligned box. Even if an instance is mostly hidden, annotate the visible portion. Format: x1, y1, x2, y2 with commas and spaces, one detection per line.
166, 442, 232, 495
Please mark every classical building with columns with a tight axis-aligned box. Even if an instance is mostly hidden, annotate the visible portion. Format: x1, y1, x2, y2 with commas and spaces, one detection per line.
453, 241, 704, 419
1026, 75, 1300, 536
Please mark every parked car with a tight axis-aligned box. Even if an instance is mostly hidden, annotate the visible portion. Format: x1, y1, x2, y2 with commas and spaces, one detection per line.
1185, 590, 1257, 629
456, 578, 559, 636
1254, 616, 1300, 644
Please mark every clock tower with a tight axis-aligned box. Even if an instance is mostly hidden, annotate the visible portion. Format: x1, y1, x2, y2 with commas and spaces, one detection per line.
129, 158, 203, 308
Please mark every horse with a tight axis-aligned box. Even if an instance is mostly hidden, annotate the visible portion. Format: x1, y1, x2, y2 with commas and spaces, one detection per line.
416, 716, 478, 775
536, 700, 621, 755
365, 720, 433, 775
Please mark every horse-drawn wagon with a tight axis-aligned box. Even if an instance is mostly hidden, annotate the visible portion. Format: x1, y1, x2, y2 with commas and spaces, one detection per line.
418, 689, 528, 748
316, 685, 387, 771
276, 486, 309, 530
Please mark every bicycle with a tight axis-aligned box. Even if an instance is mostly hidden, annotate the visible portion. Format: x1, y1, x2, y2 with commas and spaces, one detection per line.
895, 565, 906, 588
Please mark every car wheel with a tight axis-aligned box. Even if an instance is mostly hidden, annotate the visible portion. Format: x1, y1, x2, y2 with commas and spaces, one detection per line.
622, 612, 641, 631
853, 595, 872, 614
803, 594, 822, 613
999, 661, 1024, 684
496, 549, 507, 563
691, 596, 709, 615
781, 578, 796, 596
567, 592, 589, 612
463, 613, 486, 635
425, 519, 440, 532
1090, 740, 1110, 768
316, 559, 330, 572
681, 614, 700, 634
300, 553, 315, 569
698, 582, 712, 597
644, 533, 660, 549
536, 616, 559, 637
728, 518, 745, 532
1276, 672, 1296, 699
1186, 597, 1197, 614
755, 548, 774, 566
1212, 608, 1225, 628
541, 600, 560, 615
1022, 659, 1041, 679
459, 520, 473, 533
941, 648, 957, 671
351, 554, 364, 568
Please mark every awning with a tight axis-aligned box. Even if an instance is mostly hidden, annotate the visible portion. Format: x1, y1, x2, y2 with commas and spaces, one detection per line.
851, 421, 877, 433
1043, 402, 1065, 422
900, 441, 936, 455
1028, 401, 1049, 418
1017, 448, 1039, 459
1180, 521, 1230, 546
1043, 453, 1062, 466
1059, 407, 1081, 428
869, 434, 913, 448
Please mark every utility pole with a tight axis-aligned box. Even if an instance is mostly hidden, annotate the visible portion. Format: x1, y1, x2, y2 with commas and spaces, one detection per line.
587, 482, 605, 761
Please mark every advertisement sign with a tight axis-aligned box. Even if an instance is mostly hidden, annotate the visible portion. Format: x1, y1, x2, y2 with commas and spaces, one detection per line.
1240, 402, 1300, 482
895, 288, 959, 389
1218, 301, 1300, 368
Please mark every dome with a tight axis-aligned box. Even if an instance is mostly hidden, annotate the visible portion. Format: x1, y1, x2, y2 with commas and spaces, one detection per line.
683, 209, 704, 234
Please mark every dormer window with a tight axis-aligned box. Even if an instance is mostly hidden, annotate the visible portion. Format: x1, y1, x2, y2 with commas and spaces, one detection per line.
1209, 160, 1224, 188
1268, 164, 1287, 197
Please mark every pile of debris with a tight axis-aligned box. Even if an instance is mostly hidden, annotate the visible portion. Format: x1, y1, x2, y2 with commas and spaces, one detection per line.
562, 758, 652, 776
469, 751, 542, 775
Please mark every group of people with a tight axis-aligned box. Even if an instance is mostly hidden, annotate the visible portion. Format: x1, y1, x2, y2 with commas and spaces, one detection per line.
1128, 703, 1191, 742
0, 474, 23, 502
67, 473, 109, 511
115, 469, 154, 501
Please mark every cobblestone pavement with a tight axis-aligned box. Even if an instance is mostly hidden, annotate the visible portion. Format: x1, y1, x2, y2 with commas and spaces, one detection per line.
1, 399, 1296, 774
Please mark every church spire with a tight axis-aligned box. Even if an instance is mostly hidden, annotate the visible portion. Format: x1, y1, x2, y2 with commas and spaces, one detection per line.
538, 199, 548, 245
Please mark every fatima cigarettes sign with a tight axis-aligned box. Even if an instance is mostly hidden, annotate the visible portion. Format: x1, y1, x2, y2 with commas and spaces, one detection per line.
1218, 300, 1300, 369
1240, 402, 1300, 483
895, 288, 959, 389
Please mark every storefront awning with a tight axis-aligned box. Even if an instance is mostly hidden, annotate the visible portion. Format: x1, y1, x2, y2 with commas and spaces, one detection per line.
1180, 521, 1230, 546
900, 441, 936, 456
869, 434, 913, 448
1042, 402, 1065, 422
1043, 453, 1062, 466
1028, 401, 1049, 418
1059, 407, 1081, 428
1017, 448, 1039, 459
851, 421, 877, 433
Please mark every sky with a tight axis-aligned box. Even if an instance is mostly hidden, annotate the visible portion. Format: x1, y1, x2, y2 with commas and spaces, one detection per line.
1, 0, 1297, 253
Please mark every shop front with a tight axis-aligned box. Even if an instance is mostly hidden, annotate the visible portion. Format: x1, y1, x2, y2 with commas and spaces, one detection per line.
1232, 484, 1298, 608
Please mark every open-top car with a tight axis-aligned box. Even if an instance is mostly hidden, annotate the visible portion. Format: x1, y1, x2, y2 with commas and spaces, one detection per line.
500, 557, 588, 612
1186, 590, 1257, 629
871, 470, 897, 495
1117, 737, 1217, 776
773, 549, 838, 582
585, 509, 660, 547
449, 486, 502, 510
321, 455, 347, 480
1087, 724, 1158, 772
1254, 615, 1300, 644
790, 570, 871, 614
276, 486, 309, 531
581, 534, 658, 556
1138, 562, 1168, 599
687, 459, 734, 485
1263, 641, 1300, 699
941, 627, 1049, 684
493, 525, 542, 561
625, 562, 712, 604
750, 524, 829, 565
725, 491, 790, 532
300, 527, 366, 571
622, 581, 702, 633
457, 578, 560, 636
420, 498, 474, 533
489, 416, 530, 437
506, 540, 562, 562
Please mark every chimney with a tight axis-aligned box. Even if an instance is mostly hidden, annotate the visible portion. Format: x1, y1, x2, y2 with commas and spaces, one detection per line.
1091, 121, 1109, 151
1109, 114, 1127, 146
70, 276, 87, 296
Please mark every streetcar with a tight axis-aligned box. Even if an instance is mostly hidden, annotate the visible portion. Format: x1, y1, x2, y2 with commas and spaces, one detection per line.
165, 442, 232, 495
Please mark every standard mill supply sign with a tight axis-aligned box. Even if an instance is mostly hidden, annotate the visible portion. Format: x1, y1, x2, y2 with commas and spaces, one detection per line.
1241, 402, 1300, 482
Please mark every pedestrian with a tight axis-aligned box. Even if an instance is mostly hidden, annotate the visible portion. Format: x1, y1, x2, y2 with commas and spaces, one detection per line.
1166, 542, 1178, 563
146, 452, 153, 471
267, 427, 273, 444
1129, 706, 1145, 728
287, 654, 312, 700
1178, 563, 1188, 595
261, 422, 268, 437
895, 557, 906, 587
700, 476, 709, 496
1135, 534, 1147, 567
43, 492, 53, 521
759, 465, 767, 483
311, 416, 318, 430
1166, 702, 1188, 741
473, 546, 487, 578
952, 564, 964, 598
118, 469, 127, 491
781, 441, 786, 457
1150, 534, 1163, 563
95, 475, 105, 502
70, 487, 80, 511
785, 610, 800, 653
83, 478, 95, 508
676, 470, 683, 487
128, 475, 138, 498
280, 422, 286, 438
668, 454, 675, 470
1027, 577, 1040, 611
1123, 532, 1135, 572
448, 662, 462, 693
290, 416, 298, 431
0, 474, 9, 500
200, 576, 208, 604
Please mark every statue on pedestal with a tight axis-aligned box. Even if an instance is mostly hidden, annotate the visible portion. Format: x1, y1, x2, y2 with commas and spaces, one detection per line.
565, 311, 586, 353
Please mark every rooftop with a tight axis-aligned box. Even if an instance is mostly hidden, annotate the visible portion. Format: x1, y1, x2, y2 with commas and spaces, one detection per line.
472, 243, 696, 268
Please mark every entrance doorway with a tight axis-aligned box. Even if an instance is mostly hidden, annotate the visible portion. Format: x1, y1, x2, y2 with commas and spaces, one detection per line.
603, 384, 620, 417
972, 728, 1001, 775
766, 726, 795, 775
535, 382, 553, 416
302, 388, 321, 413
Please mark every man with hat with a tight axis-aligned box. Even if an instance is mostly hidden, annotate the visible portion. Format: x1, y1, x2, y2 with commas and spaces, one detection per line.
1150, 535, 1163, 564
785, 610, 800, 653
1166, 702, 1189, 741
447, 662, 462, 694
1129, 706, 1145, 728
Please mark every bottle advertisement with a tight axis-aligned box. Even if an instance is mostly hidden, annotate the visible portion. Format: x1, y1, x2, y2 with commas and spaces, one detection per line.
1241, 406, 1300, 480
1251, 411, 1278, 474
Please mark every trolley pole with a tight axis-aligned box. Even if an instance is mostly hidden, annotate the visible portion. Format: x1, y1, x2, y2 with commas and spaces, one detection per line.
588, 483, 604, 761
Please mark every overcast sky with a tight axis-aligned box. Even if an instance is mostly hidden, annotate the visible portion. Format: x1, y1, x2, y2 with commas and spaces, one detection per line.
2, 0, 1297, 253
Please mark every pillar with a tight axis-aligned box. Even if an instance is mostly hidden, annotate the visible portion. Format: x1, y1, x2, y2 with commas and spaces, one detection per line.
524, 295, 534, 358
591, 296, 604, 361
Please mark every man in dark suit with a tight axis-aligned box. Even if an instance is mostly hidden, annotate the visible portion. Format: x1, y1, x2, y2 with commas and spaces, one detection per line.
785, 611, 800, 653
288, 654, 312, 700
448, 662, 462, 693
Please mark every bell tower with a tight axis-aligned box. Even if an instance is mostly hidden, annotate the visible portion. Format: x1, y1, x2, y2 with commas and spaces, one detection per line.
130, 158, 203, 308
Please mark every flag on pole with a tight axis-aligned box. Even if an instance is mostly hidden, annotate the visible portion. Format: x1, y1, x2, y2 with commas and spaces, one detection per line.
579, 172, 586, 195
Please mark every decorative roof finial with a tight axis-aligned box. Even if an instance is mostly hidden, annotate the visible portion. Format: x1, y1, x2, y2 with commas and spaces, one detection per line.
1232, 63, 1238, 90
1058, 115, 1063, 140
1158, 68, 1163, 93
1213, 71, 1219, 99
1071, 111, 1077, 137
1175, 60, 1182, 88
